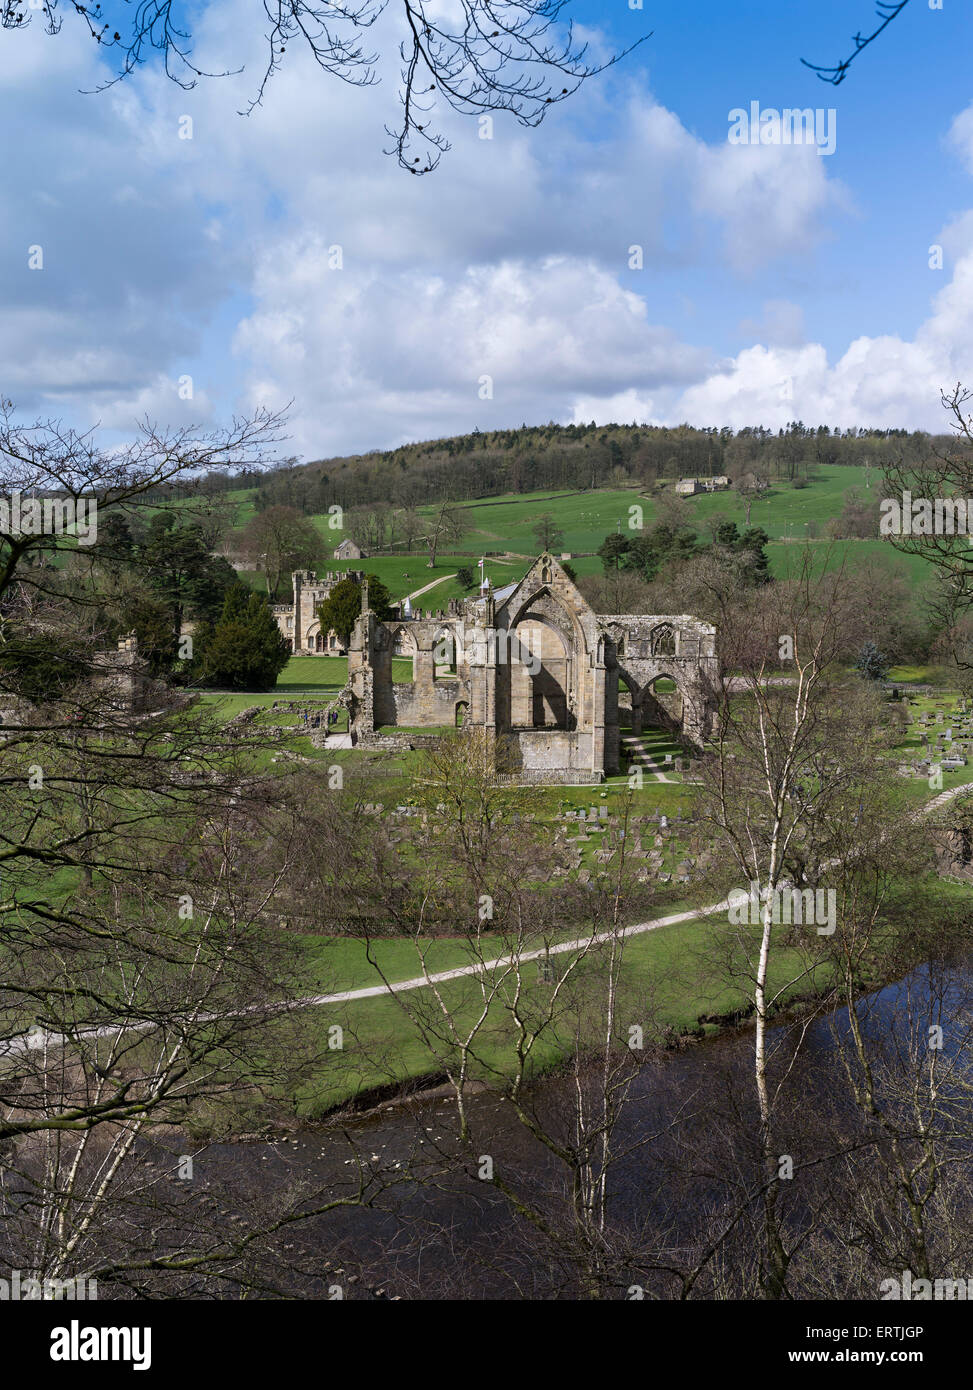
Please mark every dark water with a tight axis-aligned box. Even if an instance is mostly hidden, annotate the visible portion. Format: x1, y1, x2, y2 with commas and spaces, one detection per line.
156, 951, 972, 1299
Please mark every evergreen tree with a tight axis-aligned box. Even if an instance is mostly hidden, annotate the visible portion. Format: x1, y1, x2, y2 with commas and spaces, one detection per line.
192, 585, 290, 690
598, 534, 630, 573
135, 513, 237, 646
316, 574, 393, 648
736, 527, 772, 585
856, 641, 890, 682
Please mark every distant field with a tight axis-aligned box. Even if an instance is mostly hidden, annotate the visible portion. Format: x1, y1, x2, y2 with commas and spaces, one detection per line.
317, 555, 518, 605
680, 466, 875, 535
240, 464, 883, 547
417, 488, 647, 555
766, 538, 934, 586
224, 465, 934, 596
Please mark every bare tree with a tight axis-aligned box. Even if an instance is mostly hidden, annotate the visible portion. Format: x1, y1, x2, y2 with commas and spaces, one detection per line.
695, 551, 889, 1296
532, 513, 565, 552
10, 0, 647, 174
426, 499, 471, 567
321, 732, 695, 1297
240, 504, 326, 598
398, 507, 424, 555
0, 406, 396, 1294
803, 1, 913, 86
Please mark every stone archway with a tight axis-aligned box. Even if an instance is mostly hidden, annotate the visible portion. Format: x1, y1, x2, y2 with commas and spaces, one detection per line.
433, 625, 459, 679
642, 674, 684, 732
617, 674, 634, 729
509, 610, 574, 730
600, 612, 719, 750
616, 668, 639, 732
388, 626, 418, 683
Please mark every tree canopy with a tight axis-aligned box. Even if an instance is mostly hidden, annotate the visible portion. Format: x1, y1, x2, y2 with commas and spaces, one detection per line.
316, 572, 393, 647
240, 505, 326, 600
192, 584, 291, 690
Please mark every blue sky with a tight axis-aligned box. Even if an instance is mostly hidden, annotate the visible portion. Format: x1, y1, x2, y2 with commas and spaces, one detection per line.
4, 0, 973, 459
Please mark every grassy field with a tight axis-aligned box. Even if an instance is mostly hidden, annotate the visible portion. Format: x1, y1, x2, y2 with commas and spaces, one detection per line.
194, 655, 415, 719
322, 554, 518, 605
764, 537, 933, 586
287, 894, 930, 1117
62, 659, 973, 1123
177, 463, 972, 1117
417, 488, 647, 554
250, 556, 520, 605
224, 465, 935, 600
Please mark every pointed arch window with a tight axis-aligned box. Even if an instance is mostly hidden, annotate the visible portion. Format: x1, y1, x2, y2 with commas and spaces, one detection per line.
651, 623, 677, 658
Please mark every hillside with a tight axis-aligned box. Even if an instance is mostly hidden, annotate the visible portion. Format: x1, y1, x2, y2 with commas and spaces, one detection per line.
223, 463, 935, 603
188, 418, 947, 516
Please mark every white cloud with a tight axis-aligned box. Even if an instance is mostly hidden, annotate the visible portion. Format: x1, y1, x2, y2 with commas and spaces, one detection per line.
948, 102, 973, 177
694, 140, 848, 275
1, 0, 955, 457
0, 23, 243, 431
233, 249, 713, 453
676, 236, 973, 431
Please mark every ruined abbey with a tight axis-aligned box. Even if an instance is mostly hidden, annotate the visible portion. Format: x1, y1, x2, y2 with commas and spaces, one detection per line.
331, 555, 719, 783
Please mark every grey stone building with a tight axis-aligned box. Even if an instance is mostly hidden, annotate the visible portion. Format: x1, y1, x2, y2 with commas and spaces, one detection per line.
341, 554, 718, 782
272, 568, 364, 653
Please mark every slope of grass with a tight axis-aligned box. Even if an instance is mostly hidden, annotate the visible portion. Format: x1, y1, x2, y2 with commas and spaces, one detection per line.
229, 466, 937, 598
287, 913, 832, 1117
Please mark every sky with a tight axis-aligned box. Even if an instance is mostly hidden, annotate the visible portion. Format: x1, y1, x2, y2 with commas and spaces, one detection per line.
4, 0, 973, 461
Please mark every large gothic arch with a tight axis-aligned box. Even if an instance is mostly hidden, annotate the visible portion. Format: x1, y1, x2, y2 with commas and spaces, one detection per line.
342, 554, 718, 781
503, 586, 584, 731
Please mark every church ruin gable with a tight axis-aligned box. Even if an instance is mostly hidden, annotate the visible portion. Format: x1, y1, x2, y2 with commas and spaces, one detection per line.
307, 554, 719, 781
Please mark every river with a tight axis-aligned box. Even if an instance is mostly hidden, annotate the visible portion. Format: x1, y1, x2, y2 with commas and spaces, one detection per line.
143, 949, 971, 1299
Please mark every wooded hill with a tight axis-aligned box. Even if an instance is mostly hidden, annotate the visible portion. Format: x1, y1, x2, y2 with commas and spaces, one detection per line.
193, 419, 948, 516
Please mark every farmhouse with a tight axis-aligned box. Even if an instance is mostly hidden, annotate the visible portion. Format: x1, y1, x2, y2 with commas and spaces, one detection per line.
334, 538, 364, 559
675, 477, 730, 495
338, 554, 718, 782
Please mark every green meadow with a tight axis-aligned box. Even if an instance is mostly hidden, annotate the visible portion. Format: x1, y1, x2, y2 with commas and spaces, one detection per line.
221, 465, 934, 601
175, 465, 972, 1117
